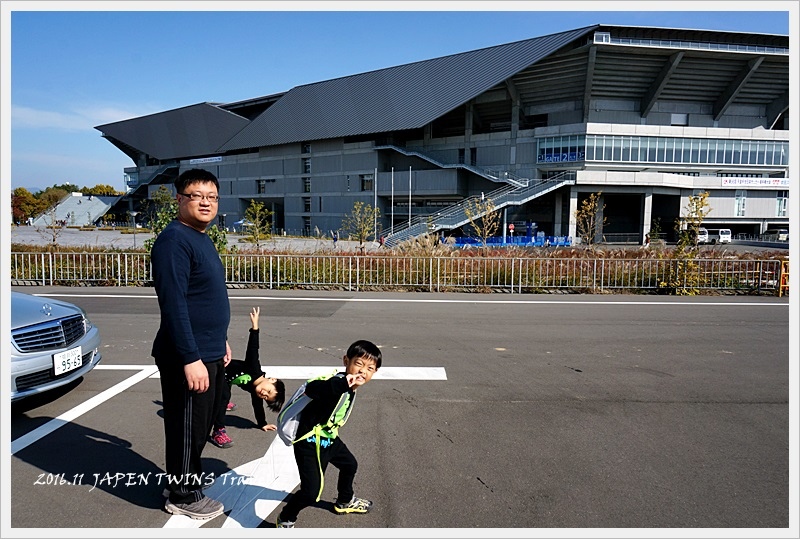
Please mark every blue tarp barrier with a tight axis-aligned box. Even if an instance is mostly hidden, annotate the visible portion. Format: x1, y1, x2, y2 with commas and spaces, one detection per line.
452, 235, 571, 247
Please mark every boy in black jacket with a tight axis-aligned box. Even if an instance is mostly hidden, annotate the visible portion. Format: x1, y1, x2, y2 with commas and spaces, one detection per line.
210, 306, 285, 448
276, 339, 382, 528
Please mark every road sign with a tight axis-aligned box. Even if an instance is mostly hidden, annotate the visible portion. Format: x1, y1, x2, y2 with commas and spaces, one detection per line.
508, 223, 515, 231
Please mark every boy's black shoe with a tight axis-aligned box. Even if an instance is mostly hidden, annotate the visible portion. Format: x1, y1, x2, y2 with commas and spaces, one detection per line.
276, 517, 295, 527
334, 495, 373, 514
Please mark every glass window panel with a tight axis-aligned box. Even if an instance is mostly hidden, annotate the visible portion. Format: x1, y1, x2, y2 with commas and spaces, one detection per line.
690, 139, 700, 163
665, 138, 675, 163
621, 137, 631, 162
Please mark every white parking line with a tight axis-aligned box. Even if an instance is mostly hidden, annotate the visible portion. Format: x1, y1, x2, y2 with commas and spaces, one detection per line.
13, 363, 446, 527
10, 365, 158, 455
145, 365, 448, 381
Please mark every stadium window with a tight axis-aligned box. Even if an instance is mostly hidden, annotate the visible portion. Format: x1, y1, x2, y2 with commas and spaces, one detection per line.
302, 158, 311, 174
303, 177, 311, 193
257, 179, 266, 194
360, 173, 374, 192
530, 114, 548, 128
301, 142, 311, 154
303, 197, 311, 213
776, 190, 788, 217
670, 113, 688, 126
593, 31, 611, 44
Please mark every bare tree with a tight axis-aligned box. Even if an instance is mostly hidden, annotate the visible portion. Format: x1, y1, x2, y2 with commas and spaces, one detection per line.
463, 196, 500, 251
36, 205, 66, 248
341, 201, 380, 254
574, 192, 606, 248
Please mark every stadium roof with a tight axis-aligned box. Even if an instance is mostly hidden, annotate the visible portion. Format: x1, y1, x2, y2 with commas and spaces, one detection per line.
96, 24, 789, 162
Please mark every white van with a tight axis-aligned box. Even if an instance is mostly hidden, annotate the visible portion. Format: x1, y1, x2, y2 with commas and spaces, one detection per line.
696, 227, 709, 244
763, 229, 788, 241
705, 228, 731, 244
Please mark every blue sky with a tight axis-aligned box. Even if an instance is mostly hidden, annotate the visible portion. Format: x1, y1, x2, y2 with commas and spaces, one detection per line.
3, 3, 793, 194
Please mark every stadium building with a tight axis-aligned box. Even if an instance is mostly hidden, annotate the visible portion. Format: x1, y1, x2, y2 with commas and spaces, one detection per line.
95, 24, 790, 244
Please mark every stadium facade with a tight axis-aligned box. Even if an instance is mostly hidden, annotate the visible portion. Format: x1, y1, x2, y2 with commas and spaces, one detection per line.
95, 24, 790, 244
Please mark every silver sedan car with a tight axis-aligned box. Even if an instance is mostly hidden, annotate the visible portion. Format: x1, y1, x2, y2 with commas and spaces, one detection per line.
10, 291, 102, 401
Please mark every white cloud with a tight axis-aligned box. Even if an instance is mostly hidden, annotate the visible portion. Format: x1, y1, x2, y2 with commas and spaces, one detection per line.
11, 103, 161, 131
11, 105, 95, 131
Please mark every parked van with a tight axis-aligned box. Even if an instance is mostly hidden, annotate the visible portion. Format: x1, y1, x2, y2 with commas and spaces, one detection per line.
762, 229, 788, 241
696, 227, 709, 244
717, 229, 732, 244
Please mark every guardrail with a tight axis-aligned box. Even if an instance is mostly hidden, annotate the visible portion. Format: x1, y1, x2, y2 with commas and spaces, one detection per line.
10, 252, 783, 294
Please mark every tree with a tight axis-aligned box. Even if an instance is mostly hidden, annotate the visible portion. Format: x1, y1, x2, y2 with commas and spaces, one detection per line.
676, 191, 711, 250
11, 187, 44, 224
660, 191, 712, 295
38, 187, 69, 210
35, 205, 66, 248
243, 199, 273, 249
574, 192, 606, 248
80, 184, 123, 196
143, 188, 178, 252
141, 185, 175, 230
341, 201, 380, 253
463, 196, 500, 250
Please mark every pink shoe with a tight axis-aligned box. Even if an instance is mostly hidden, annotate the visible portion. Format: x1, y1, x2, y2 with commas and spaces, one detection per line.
210, 428, 233, 448
226, 402, 237, 412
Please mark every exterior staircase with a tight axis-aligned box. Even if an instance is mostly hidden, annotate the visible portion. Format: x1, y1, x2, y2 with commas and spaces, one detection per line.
385, 170, 576, 247
375, 145, 529, 188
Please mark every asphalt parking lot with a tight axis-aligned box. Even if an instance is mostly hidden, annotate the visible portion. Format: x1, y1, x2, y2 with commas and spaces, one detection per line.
6, 286, 792, 537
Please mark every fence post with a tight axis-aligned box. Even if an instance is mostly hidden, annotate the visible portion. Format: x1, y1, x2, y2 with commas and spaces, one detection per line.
757, 260, 763, 292
437, 257, 440, 293
510, 258, 514, 294
429, 258, 433, 292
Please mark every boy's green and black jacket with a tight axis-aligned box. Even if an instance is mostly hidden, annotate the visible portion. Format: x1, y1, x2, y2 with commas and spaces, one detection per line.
296, 374, 355, 442
224, 328, 269, 428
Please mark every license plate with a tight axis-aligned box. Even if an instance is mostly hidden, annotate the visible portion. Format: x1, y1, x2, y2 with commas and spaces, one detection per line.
53, 346, 82, 376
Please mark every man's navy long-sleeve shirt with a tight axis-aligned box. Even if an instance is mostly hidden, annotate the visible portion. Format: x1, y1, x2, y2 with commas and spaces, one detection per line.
151, 220, 230, 365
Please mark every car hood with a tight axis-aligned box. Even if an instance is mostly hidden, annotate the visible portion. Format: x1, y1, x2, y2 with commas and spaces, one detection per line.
11, 292, 86, 329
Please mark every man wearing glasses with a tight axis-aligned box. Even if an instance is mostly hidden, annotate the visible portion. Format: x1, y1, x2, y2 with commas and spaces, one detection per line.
151, 168, 231, 520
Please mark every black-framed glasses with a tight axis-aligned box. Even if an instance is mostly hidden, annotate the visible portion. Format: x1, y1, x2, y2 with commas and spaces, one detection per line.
179, 192, 219, 203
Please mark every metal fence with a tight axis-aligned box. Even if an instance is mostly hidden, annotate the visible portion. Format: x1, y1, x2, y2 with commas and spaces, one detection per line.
10, 252, 784, 294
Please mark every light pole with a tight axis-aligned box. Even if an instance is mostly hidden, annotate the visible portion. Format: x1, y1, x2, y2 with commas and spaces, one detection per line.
129, 211, 139, 248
